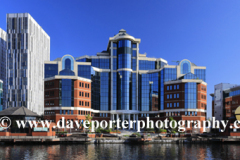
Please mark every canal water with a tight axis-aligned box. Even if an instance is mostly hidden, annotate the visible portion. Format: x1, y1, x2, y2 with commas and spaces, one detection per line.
0, 143, 239, 160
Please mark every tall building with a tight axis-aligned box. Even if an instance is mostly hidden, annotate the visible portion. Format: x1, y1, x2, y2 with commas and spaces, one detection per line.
0, 28, 7, 111
0, 80, 3, 111
45, 29, 207, 132
6, 13, 50, 115
44, 55, 91, 123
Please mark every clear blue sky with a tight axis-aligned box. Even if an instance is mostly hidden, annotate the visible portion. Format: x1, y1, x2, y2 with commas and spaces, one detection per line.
1, 0, 240, 118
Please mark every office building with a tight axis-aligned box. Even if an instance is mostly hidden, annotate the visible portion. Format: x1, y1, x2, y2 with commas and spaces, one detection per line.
210, 83, 240, 135
6, 13, 50, 115
210, 83, 238, 120
0, 80, 3, 111
0, 28, 7, 110
44, 55, 91, 123
45, 29, 207, 132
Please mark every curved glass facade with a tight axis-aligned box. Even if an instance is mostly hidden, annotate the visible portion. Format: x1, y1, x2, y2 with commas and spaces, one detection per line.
118, 54, 131, 69
117, 40, 132, 69
62, 56, 74, 70
180, 60, 191, 74
44, 30, 206, 113
117, 71, 131, 110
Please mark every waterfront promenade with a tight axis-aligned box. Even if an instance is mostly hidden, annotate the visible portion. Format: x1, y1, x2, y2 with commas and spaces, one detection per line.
1, 133, 240, 144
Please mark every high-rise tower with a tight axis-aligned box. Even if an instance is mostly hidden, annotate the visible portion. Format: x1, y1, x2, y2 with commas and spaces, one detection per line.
6, 13, 50, 115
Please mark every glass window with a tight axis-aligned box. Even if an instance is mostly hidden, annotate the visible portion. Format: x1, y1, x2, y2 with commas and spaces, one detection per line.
167, 86, 169, 90
177, 94, 179, 98
113, 49, 117, 56
118, 40, 131, 48
132, 50, 137, 57
174, 85, 176, 90
177, 85, 179, 89
170, 94, 172, 99
177, 103, 179, 107
174, 103, 176, 107
132, 43, 137, 48
78, 65, 91, 79
45, 64, 58, 78
167, 103, 169, 108
174, 94, 176, 98
113, 43, 117, 47
167, 95, 169, 99
170, 103, 172, 107
170, 86, 172, 90
65, 59, 71, 70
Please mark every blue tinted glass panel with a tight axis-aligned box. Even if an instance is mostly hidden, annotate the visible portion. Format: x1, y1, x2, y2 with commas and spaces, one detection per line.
45, 64, 58, 78
78, 65, 91, 79
184, 82, 197, 109
118, 54, 131, 69
139, 60, 155, 70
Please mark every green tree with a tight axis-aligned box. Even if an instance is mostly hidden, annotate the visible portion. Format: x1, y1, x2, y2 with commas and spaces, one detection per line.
84, 114, 92, 132
169, 117, 178, 133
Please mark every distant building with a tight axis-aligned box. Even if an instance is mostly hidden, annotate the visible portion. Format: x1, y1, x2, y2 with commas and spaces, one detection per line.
210, 83, 238, 121
6, 13, 50, 115
210, 83, 240, 136
0, 28, 7, 110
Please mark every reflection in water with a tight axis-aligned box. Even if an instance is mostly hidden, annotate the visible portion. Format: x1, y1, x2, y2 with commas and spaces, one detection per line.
0, 143, 240, 160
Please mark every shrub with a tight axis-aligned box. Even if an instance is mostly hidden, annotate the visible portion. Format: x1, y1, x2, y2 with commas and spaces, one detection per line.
133, 132, 141, 137
159, 129, 167, 133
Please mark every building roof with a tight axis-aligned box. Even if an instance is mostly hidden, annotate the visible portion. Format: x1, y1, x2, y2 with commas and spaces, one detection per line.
0, 107, 39, 116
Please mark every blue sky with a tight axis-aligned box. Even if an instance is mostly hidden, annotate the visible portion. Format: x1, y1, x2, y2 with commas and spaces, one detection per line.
1, 0, 240, 117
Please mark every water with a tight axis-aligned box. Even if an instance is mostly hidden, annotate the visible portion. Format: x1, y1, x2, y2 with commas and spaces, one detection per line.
0, 143, 239, 160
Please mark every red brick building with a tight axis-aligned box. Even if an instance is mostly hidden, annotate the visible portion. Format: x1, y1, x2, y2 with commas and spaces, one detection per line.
44, 55, 92, 125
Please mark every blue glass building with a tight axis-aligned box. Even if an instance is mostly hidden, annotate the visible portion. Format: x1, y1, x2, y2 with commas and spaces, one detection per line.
45, 30, 207, 131
76, 29, 207, 130
0, 80, 3, 111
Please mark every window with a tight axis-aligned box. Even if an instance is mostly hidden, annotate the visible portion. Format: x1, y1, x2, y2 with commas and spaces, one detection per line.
79, 82, 81, 87
170, 103, 172, 107
174, 85, 176, 90
88, 84, 89, 88
174, 94, 176, 98
132, 43, 137, 48
167, 95, 169, 99
167, 103, 169, 108
174, 103, 176, 107
167, 86, 169, 90
170, 86, 172, 90
170, 94, 172, 99
60, 110, 62, 114
177, 85, 179, 89
177, 103, 179, 107
79, 92, 81, 96
177, 94, 179, 98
